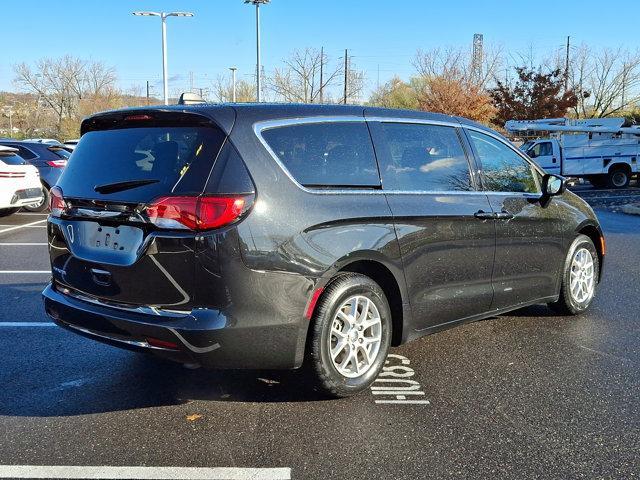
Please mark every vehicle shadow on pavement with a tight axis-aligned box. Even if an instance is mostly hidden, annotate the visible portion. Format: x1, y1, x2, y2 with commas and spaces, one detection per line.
0, 347, 334, 417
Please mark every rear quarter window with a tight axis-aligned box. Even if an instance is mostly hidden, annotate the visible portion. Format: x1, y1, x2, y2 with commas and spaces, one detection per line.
260, 121, 381, 188
0, 153, 27, 166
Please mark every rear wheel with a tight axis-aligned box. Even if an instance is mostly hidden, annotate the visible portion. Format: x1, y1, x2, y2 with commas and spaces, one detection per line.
608, 167, 630, 188
307, 273, 392, 398
0, 208, 19, 217
548, 234, 599, 315
23, 185, 49, 212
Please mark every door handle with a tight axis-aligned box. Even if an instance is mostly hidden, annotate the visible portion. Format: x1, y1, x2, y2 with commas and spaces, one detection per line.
474, 210, 495, 219
494, 211, 514, 220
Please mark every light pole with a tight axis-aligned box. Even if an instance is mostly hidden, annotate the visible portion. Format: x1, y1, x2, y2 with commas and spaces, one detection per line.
244, 0, 269, 102
229, 67, 238, 102
132, 11, 194, 105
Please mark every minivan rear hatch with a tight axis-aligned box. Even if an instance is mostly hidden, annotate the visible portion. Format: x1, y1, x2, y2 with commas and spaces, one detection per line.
49, 110, 229, 309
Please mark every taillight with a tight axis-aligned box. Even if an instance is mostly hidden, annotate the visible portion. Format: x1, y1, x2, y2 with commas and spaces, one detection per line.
49, 186, 65, 217
146, 195, 250, 231
46, 160, 67, 168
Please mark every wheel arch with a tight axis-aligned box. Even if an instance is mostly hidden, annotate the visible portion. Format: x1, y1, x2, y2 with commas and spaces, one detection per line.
315, 252, 408, 347
575, 221, 605, 281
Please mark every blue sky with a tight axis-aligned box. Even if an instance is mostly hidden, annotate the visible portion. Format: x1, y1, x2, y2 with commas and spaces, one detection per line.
3, 0, 640, 98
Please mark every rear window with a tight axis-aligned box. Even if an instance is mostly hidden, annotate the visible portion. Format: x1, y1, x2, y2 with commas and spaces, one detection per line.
0, 153, 26, 166
58, 126, 226, 202
261, 121, 380, 188
48, 147, 70, 159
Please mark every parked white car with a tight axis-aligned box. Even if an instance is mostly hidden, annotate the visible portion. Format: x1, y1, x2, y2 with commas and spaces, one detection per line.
0, 146, 44, 217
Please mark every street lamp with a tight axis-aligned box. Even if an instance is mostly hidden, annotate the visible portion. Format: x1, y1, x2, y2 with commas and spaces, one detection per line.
229, 67, 238, 102
132, 11, 194, 105
244, 0, 269, 102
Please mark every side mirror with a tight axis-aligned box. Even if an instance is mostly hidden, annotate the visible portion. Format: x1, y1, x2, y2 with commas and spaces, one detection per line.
542, 174, 566, 197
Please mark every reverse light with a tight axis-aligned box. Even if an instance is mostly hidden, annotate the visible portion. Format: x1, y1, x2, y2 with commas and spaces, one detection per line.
49, 186, 66, 217
146, 195, 249, 231
46, 159, 68, 168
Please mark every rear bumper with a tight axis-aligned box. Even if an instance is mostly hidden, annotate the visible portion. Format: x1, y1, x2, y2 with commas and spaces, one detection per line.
42, 283, 306, 369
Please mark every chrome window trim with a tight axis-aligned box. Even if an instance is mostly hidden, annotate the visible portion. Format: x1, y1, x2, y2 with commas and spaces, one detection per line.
253, 116, 545, 197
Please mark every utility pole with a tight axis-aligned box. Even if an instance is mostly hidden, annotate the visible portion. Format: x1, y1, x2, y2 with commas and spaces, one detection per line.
229, 67, 238, 102
343, 49, 348, 105
146, 81, 150, 105
319, 46, 324, 104
564, 36, 570, 91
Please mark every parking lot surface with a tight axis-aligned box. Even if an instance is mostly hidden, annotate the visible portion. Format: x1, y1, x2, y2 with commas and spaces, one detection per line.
0, 190, 639, 479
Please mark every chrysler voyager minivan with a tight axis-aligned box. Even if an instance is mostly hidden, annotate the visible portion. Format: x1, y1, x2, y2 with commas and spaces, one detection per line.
43, 104, 604, 397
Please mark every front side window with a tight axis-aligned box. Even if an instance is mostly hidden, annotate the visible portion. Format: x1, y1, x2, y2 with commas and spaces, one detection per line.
528, 142, 553, 158
467, 130, 539, 193
374, 122, 473, 191
261, 121, 380, 188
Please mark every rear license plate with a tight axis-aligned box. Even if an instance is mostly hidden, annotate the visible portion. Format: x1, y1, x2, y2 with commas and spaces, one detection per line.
62, 221, 144, 266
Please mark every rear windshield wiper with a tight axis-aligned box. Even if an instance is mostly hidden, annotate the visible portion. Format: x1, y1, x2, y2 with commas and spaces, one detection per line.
94, 179, 160, 194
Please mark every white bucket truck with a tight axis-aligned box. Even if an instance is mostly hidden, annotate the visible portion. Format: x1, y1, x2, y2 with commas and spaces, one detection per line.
505, 118, 640, 188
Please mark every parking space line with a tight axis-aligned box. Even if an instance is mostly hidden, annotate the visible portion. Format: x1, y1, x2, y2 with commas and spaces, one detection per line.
0, 270, 50, 274
0, 465, 291, 479
0, 322, 55, 327
0, 243, 48, 246
0, 219, 47, 234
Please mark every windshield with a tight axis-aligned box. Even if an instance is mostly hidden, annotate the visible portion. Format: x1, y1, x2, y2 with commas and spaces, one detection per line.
57, 126, 226, 202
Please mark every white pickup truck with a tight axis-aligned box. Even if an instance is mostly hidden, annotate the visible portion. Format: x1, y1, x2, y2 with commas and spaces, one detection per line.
0, 146, 44, 217
506, 118, 640, 188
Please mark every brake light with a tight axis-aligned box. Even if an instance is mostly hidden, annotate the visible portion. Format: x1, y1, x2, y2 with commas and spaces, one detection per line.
124, 114, 153, 121
49, 186, 65, 217
146, 195, 249, 231
46, 159, 67, 168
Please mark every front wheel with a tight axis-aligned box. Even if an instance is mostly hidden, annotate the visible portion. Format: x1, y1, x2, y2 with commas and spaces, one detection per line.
307, 273, 392, 398
548, 234, 599, 315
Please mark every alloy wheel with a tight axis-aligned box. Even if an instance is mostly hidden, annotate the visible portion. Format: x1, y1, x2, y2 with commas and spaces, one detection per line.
328, 295, 382, 378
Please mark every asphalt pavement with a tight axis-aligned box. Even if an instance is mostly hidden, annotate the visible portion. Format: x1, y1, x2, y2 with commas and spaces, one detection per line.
0, 191, 638, 479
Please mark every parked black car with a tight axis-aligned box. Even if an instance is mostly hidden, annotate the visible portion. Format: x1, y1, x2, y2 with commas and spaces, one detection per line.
0, 140, 69, 211
42, 104, 604, 397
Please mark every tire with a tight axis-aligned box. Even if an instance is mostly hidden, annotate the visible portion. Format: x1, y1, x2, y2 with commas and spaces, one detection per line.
0, 208, 19, 217
608, 167, 630, 189
307, 273, 392, 398
548, 234, 599, 315
23, 185, 49, 212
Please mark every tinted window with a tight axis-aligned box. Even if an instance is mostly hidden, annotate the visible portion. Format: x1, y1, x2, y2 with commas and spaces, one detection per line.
58, 126, 226, 202
17, 146, 37, 160
48, 147, 70, 159
467, 130, 539, 193
0, 153, 27, 166
374, 122, 473, 191
261, 122, 380, 188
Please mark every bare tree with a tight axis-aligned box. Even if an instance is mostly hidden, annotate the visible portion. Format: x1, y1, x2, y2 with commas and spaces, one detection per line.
212, 74, 256, 103
569, 45, 640, 118
267, 48, 343, 103
13, 56, 118, 134
413, 44, 502, 89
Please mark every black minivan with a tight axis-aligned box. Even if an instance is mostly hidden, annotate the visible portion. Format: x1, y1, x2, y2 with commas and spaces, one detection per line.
43, 104, 604, 397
